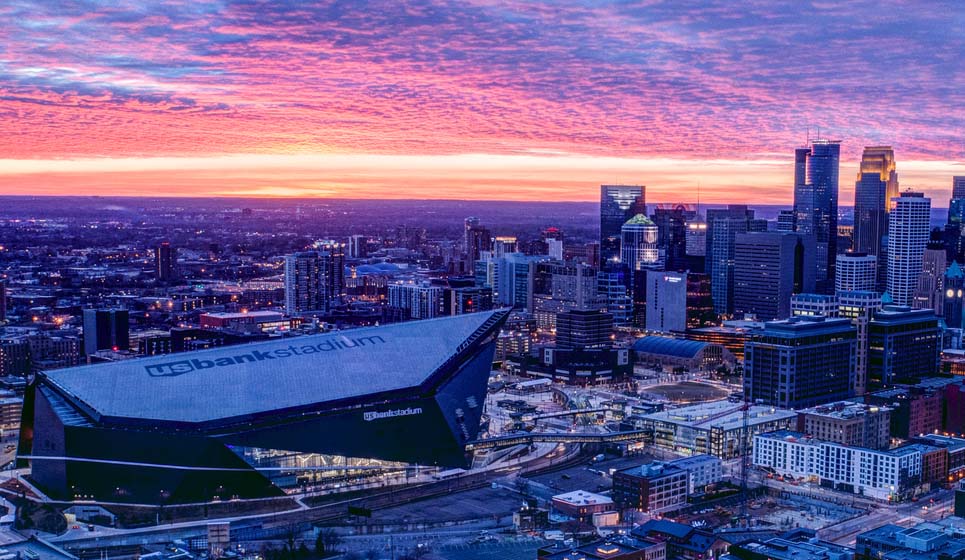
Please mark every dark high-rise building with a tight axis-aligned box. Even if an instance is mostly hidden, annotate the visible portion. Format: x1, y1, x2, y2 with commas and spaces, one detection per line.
867, 305, 941, 386
853, 147, 899, 290
733, 232, 815, 321
465, 225, 492, 268
155, 241, 178, 282
949, 198, 965, 225
686, 273, 717, 328
912, 246, 946, 315
0, 279, 5, 323
600, 184, 646, 265
706, 205, 757, 315
82, 308, 130, 356
347, 234, 368, 259
555, 308, 613, 351
445, 286, 494, 316
954, 176, 965, 199
944, 262, 965, 329
744, 316, 856, 409
793, 140, 841, 294
284, 244, 345, 315
777, 210, 796, 232
651, 205, 695, 272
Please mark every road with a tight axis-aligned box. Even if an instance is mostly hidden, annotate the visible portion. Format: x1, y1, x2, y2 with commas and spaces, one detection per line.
51, 442, 588, 556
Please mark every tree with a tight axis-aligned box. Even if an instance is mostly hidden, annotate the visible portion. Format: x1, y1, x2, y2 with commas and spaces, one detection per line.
315, 528, 343, 557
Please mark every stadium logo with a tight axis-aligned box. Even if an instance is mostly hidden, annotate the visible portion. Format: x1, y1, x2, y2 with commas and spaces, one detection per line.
363, 407, 423, 422
145, 335, 387, 377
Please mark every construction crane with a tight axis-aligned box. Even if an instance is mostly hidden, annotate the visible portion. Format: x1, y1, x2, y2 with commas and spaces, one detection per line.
739, 397, 751, 525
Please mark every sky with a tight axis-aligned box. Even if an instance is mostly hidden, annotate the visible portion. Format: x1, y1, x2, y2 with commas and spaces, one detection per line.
0, 0, 962, 204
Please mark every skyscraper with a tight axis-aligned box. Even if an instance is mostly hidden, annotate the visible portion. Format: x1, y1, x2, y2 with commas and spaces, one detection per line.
733, 232, 815, 321
944, 262, 965, 329
887, 192, 931, 306
837, 290, 882, 396
464, 216, 480, 250
777, 210, 796, 232
868, 305, 941, 385
155, 241, 178, 282
555, 308, 614, 351
954, 176, 965, 199
651, 204, 694, 272
744, 317, 856, 409
645, 272, 688, 333
793, 140, 841, 293
706, 205, 759, 315
853, 147, 899, 288
620, 214, 660, 275
912, 246, 946, 315
465, 224, 492, 268
387, 282, 444, 320
492, 236, 518, 258
835, 253, 878, 293
495, 253, 549, 311
82, 308, 129, 356
284, 244, 345, 315
347, 234, 368, 259
600, 185, 646, 264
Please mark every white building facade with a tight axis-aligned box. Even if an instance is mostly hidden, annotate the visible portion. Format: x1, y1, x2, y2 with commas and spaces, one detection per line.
753, 431, 921, 501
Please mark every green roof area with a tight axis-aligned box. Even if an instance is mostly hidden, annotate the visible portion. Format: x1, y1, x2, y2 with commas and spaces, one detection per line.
624, 213, 654, 226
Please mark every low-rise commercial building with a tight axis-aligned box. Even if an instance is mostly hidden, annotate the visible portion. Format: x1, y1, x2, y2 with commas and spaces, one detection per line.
796, 401, 892, 450
631, 519, 728, 560
539, 537, 666, 560
670, 454, 724, 494
866, 386, 942, 440
635, 401, 796, 459
613, 454, 722, 513
613, 463, 689, 513
915, 434, 965, 482
551, 490, 615, 522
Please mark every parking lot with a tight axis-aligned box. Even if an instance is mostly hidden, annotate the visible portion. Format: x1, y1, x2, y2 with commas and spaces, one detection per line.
363, 486, 525, 524
524, 453, 654, 497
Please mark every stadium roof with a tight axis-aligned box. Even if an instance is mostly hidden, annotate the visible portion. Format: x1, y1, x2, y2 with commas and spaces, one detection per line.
633, 336, 707, 358
43, 310, 503, 426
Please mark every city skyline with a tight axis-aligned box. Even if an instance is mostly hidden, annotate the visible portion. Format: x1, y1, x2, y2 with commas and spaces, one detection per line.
0, 1, 962, 203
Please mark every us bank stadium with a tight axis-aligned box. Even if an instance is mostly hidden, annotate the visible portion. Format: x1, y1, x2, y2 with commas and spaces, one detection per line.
18, 310, 509, 504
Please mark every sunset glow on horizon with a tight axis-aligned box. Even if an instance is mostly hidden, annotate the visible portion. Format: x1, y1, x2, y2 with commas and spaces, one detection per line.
1, 1, 962, 203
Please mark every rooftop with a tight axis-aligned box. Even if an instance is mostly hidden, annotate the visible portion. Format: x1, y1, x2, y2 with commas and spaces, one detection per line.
734, 537, 854, 560
799, 401, 892, 419
759, 431, 925, 457
643, 401, 796, 431
552, 490, 614, 507
623, 213, 655, 226
616, 461, 686, 479
200, 311, 283, 319
633, 336, 708, 359
43, 310, 504, 426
